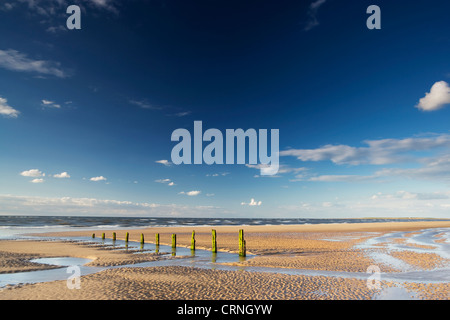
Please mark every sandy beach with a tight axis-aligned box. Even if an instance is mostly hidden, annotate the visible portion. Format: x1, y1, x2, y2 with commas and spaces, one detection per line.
1, 221, 449, 300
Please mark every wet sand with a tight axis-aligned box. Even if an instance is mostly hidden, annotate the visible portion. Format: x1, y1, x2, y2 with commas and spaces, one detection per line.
1, 221, 449, 300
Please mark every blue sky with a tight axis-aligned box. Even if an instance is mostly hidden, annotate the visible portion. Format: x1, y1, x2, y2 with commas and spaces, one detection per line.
1, 0, 450, 218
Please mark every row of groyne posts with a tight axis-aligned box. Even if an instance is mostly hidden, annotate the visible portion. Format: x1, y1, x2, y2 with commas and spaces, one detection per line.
91, 229, 247, 257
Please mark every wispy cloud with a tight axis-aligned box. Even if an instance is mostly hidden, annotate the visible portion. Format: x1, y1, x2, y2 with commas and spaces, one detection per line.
129, 99, 163, 110
130, 99, 191, 117
155, 159, 172, 166
13, 0, 119, 15
278, 191, 450, 218
1, 2, 15, 11
0, 194, 225, 217
41, 99, 61, 108
283, 133, 450, 183
155, 178, 175, 186
0, 49, 67, 78
304, 0, 327, 31
416, 81, 450, 111
246, 164, 306, 178
206, 172, 230, 177
0, 96, 20, 118
166, 111, 192, 117
281, 134, 450, 165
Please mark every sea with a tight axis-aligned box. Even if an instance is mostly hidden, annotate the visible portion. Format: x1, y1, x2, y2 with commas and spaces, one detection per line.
0, 215, 447, 239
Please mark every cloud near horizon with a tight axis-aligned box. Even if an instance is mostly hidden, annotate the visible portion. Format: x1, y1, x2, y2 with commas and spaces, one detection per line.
0, 194, 223, 217
179, 190, 201, 196
241, 198, 262, 206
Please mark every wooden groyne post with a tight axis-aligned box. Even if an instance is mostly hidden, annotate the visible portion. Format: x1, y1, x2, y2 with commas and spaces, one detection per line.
191, 230, 196, 251
112, 232, 116, 241
125, 232, 129, 243
212, 229, 217, 253
92, 233, 95, 239
172, 234, 177, 248
239, 229, 246, 257
140, 233, 145, 244
102, 233, 105, 240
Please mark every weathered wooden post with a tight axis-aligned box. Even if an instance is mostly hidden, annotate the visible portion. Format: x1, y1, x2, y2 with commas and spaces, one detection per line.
92, 233, 95, 239
102, 233, 105, 240
125, 232, 129, 243
239, 229, 246, 257
172, 234, 177, 248
191, 230, 196, 251
212, 229, 217, 253
112, 232, 116, 241
155, 233, 160, 253
140, 233, 145, 244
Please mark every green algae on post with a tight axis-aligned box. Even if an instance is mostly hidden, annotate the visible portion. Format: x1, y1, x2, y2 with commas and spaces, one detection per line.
239, 229, 246, 257
212, 229, 217, 253
191, 230, 196, 251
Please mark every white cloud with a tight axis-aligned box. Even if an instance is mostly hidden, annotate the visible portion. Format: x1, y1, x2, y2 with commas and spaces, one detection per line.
129, 99, 162, 110
1, 3, 15, 11
155, 178, 175, 186
41, 99, 53, 105
20, 169, 44, 177
304, 0, 327, 31
173, 111, 191, 117
307, 174, 375, 182
246, 164, 306, 177
89, 0, 118, 13
90, 176, 107, 182
41, 99, 61, 108
241, 198, 262, 206
31, 178, 44, 183
0, 49, 66, 78
155, 159, 172, 166
281, 134, 450, 165
416, 81, 450, 111
206, 172, 230, 177
278, 190, 450, 218
0, 194, 226, 217
374, 154, 450, 182
179, 190, 201, 196
0, 96, 20, 118
53, 172, 70, 178
10, 0, 118, 15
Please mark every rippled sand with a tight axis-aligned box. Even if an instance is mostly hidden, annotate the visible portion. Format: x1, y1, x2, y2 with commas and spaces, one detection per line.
1, 221, 449, 300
